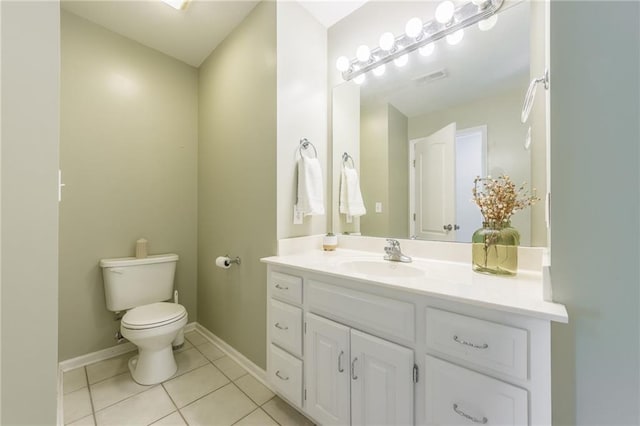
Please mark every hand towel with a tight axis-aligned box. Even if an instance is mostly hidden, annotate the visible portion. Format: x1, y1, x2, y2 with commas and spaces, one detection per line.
296, 155, 325, 216
339, 164, 366, 217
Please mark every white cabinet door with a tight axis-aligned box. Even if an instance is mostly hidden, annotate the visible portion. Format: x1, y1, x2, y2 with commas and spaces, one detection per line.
350, 329, 414, 426
305, 313, 351, 426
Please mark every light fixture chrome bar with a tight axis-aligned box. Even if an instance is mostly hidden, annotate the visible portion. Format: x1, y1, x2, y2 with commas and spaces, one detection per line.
342, 0, 504, 81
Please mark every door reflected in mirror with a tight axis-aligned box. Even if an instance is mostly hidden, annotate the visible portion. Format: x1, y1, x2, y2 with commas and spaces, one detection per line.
331, 1, 547, 246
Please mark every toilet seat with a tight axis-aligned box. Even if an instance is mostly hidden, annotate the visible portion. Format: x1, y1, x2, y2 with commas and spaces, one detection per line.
122, 302, 186, 330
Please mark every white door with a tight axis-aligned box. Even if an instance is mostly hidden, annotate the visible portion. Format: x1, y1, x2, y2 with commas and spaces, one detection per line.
350, 329, 414, 426
305, 313, 351, 426
413, 123, 456, 241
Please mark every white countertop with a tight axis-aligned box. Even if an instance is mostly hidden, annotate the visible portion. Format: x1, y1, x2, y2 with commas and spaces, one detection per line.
261, 248, 568, 323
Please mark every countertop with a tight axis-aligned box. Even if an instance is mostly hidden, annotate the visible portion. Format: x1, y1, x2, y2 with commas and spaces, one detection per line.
261, 248, 568, 323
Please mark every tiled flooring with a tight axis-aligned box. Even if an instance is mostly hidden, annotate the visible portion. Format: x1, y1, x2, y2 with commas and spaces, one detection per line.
62, 331, 314, 426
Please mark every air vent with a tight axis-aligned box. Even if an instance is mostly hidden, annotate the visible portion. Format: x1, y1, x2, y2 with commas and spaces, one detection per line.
414, 69, 448, 86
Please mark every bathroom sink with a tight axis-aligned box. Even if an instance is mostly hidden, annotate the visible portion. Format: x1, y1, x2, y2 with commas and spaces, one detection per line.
337, 259, 425, 278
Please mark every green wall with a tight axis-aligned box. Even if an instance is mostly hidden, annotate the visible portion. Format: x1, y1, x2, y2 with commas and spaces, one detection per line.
360, 103, 408, 238
388, 104, 409, 238
59, 11, 199, 360
360, 102, 389, 237
550, 1, 640, 424
197, 0, 277, 369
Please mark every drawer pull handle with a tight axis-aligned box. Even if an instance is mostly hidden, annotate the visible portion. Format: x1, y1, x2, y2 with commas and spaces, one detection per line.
338, 351, 345, 373
453, 335, 489, 349
274, 284, 289, 290
351, 357, 358, 380
275, 370, 289, 381
453, 403, 488, 424
274, 322, 288, 331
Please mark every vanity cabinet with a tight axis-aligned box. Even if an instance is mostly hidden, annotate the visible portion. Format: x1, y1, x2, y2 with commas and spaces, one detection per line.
305, 313, 414, 426
264, 262, 561, 426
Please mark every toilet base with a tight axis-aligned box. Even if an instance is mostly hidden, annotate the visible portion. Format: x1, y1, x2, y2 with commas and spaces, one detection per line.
128, 345, 177, 385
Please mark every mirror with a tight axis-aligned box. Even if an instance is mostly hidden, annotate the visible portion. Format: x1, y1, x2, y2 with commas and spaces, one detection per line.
330, 1, 547, 246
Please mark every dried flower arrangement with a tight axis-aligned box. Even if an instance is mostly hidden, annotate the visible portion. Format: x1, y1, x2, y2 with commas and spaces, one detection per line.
472, 175, 539, 226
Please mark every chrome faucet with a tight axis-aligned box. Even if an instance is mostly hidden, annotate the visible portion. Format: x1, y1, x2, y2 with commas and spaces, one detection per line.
384, 239, 412, 263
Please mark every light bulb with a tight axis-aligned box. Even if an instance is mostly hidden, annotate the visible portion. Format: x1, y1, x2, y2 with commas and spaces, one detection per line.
419, 43, 435, 56
446, 29, 464, 45
373, 64, 386, 77
336, 56, 350, 72
478, 14, 498, 31
435, 1, 455, 24
379, 32, 395, 51
394, 54, 408, 67
356, 45, 371, 62
405, 17, 423, 39
352, 66, 365, 85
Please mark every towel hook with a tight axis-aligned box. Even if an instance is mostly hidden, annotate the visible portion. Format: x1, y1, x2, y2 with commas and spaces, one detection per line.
299, 138, 318, 159
521, 68, 549, 124
342, 152, 355, 168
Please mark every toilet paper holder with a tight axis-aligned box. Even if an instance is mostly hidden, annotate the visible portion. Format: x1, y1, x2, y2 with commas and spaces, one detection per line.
224, 255, 241, 266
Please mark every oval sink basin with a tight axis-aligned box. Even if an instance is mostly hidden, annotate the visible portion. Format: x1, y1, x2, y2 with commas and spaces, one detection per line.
337, 259, 425, 278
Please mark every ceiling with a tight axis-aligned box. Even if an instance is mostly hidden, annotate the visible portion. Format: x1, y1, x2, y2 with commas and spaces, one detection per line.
298, 0, 369, 27
61, 0, 261, 67
60, 0, 368, 68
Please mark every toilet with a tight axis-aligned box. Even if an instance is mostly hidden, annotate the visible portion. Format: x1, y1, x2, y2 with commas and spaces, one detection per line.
100, 253, 187, 385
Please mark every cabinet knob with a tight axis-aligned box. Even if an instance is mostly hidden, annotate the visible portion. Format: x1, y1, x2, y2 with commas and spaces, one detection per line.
274, 322, 289, 331
274, 284, 289, 290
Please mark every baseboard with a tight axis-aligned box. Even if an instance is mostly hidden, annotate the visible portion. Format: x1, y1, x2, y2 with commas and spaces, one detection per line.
57, 366, 64, 426
194, 323, 268, 387
58, 322, 197, 372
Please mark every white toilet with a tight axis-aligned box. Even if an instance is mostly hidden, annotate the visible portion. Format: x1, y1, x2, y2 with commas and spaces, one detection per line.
100, 253, 187, 385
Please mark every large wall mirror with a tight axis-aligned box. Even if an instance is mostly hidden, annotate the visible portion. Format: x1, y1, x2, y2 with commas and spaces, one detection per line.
330, 0, 548, 247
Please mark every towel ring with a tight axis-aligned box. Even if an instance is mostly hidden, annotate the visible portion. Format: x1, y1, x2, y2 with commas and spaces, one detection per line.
342, 152, 355, 168
299, 138, 318, 159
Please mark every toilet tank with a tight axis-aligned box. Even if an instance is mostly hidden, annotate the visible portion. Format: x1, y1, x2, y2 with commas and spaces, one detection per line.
100, 253, 179, 312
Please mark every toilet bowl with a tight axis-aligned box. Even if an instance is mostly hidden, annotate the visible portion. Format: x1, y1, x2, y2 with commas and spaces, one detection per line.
121, 302, 188, 385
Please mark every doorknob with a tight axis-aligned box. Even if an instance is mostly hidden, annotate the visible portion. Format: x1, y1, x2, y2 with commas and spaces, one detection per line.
454, 224, 460, 230
443, 224, 453, 231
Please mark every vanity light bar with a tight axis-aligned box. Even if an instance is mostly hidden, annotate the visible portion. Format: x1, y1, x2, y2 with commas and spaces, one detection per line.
340, 0, 504, 82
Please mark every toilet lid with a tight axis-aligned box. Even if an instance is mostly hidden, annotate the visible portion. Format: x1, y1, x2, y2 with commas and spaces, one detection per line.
122, 302, 187, 330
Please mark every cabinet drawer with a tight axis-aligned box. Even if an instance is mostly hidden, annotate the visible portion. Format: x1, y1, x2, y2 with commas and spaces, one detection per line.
426, 308, 528, 379
269, 344, 303, 408
270, 272, 303, 305
425, 355, 528, 426
270, 299, 303, 357
307, 280, 415, 342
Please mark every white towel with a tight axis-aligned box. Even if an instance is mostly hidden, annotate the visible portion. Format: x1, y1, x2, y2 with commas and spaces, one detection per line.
296, 155, 325, 216
340, 164, 366, 217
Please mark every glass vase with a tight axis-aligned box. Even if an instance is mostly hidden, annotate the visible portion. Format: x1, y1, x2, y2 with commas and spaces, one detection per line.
472, 221, 520, 276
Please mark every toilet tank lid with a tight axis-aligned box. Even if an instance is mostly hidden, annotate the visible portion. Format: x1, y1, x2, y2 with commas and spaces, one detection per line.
99, 253, 179, 268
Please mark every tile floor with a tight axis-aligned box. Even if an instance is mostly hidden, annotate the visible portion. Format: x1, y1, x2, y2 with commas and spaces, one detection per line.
62, 331, 314, 426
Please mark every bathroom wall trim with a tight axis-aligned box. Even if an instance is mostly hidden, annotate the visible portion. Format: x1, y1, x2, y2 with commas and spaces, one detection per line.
195, 323, 268, 386
58, 322, 197, 372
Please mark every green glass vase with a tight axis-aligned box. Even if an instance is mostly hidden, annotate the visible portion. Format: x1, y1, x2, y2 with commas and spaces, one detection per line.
472, 221, 520, 276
